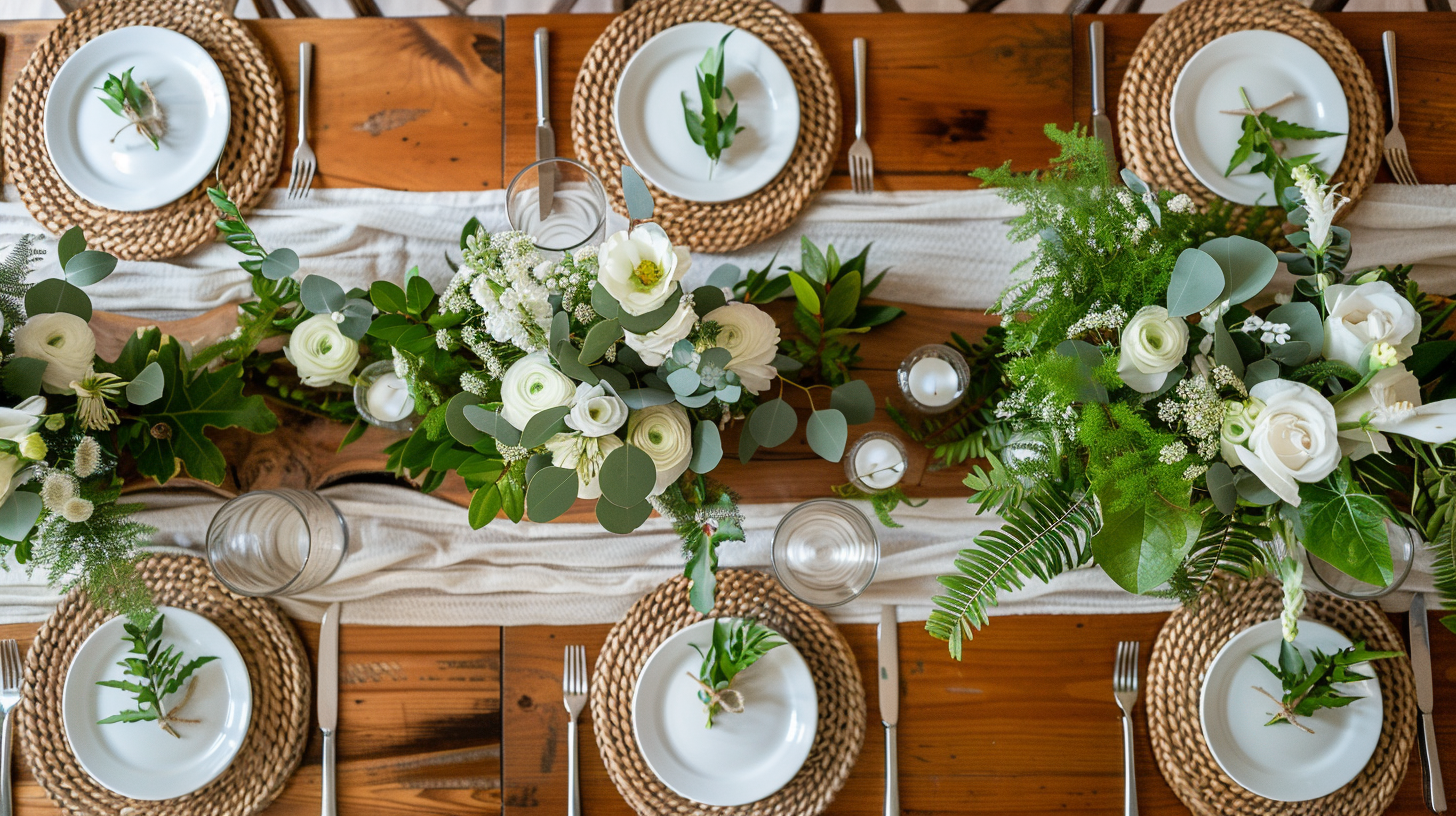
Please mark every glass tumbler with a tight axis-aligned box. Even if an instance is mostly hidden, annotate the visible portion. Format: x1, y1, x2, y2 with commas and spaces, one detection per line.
772, 499, 879, 608
1307, 519, 1416, 600
506, 157, 608, 254
207, 489, 348, 597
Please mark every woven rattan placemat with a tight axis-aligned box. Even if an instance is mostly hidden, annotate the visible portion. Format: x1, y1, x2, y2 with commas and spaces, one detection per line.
3, 0, 284, 261
571, 0, 839, 254
1147, 576, 1416, 816
592, 569, 865, 816
1117, 0, 1381, 221
17, 554, 310, 816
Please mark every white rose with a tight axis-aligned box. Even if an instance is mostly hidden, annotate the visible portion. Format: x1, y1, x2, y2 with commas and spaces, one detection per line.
597, 223, 691, 316
1116, 305, 1189, 393
0, 396, 47, 444
565, 382, 628, 437
0, 453, 22, 509
545, 432, 623, 499
13, 313, 96, 393
1334, 365, 1456, 460
626, 403, 692, 496
703, 303, 780, 395
1322, 281, 1420, 370
622, 296, 697, 366
1232, 379, 1341, 506
499, 351, 575, 430
284, 314, 360, 387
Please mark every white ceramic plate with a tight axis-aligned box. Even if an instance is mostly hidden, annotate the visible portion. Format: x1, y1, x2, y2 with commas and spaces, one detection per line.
63, 606, 252, 800
1170, 30, 1348, 206
44, 26, 231, 212
614, 22, 800, 203
632, 618, 817, 806
1199, 619, 1383, 802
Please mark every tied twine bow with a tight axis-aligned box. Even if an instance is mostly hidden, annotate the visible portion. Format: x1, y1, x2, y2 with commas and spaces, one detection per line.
112, 80, 167, 147
686, 672, 745, 716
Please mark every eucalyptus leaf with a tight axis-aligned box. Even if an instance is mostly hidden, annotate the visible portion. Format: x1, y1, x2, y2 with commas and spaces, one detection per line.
622, 165, 655, 221
1213, 320, 1246, 379
805, 408, 848, 462
1244, 358, 1282, 388
464, 405, 522, 446
57, 226, 86, 269
619, 388, 677, 409
617, 286, 683, 334
125, 361, 165, 406
591, 284, 621, 320
524, 452, 550, 483
260, 248, 300, 281
0, 492, 41, 541
64, 250, 117, 287
691, 285, 728, 317
705, 263, 740, 290
748, 398, 797, 448
714, 384, 741, 404
446, 393, 487, 447
666, 367, 701, 396
526, 466, 580, 523
1166, 248, 1224, 318
600, 443, 657, 508
771, 354, 803, 376
690, 420, 723, 473
519, 405, 571, 449
593, 365, 631, 393
1269, 340, 1312, 366
300, 275, 347, 316
1120, 168, 1149, 194
24, 278, 92, 320
738, 414, 759, 464
2, 357, 46, 399
553, 342, 599, 385
1206, 463, 1238, 515
830, 379, 875, 425
699, 346, 732, 372
596, 496, 653, 533
1236, 470, 1280, 506
550, 311, 570, 351
676, 390, 715, 409
580, 319, 623, 363
1266, 301, 1322, 363
1202, 235, 1278, 306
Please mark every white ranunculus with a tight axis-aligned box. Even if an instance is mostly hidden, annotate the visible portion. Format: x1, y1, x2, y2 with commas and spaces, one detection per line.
499, 351, 575, 430
1334, 365, 1456, 459
565, 382, 628, 437
544, 432, 623, 499
1322, 281, 1421, 370
1292, 164, 1348, 251
284, 314, 361, 387
703, 303, 780, 395
627, 403, 692, 496
597, 223, 691, 316
0, 396, 47, 444
622, 296, 696, 366
13, 313, 96, 394
1117, 305, 1189, 393
1232, 379, 1341, 506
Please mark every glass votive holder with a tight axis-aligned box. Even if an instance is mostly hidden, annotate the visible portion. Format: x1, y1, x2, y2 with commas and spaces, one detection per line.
354, 359, 417, 432
1307, 519, 1416, 600
771, 499, 879, 608
206, 489, 349, 598
506, 157, 607, 254
844, 432, 908, 494
897, 344, 970, 414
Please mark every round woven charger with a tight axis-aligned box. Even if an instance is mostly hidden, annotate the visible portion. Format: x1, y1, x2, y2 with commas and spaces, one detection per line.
1117, 0, 1382, 223
3, 0, 285, 261
571, 0, 839, 253
592, 569, 866, 816
17, 553, 311, 816
1147, 576, 1416, 816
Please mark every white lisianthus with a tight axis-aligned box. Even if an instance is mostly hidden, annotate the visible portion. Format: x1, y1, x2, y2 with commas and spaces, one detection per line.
565, 382, 628, 437
1334, 365, 1456, 459
284, 314, 360, 387
1232, 379, 1341, 506
0, 396, 46, 444
0, 453, 23, 509
499, 351, 575, 430
622, 296, 696, 366
1292, 164, 1348, 252
13, 313, 96, 393
597, 223, 691, 316
1322, 281, 1421, 370
703, 303, 780, 395
544, 432, 623, 499
626, 403, 693, 496
1116, 306, 1189, 393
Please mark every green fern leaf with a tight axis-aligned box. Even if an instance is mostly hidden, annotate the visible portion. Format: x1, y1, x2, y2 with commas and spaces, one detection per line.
1156, 508, 1269, 607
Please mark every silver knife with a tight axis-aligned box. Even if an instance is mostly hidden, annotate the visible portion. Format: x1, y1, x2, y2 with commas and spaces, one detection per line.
1412, 593, 1447, 813
534, 27, 556, 222
1089, 21, 1117, 170
319, 602, 341, 816
878, 605, 900, 816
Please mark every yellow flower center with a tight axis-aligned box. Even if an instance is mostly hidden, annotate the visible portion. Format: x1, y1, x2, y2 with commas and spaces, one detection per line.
632, 259, 663, 290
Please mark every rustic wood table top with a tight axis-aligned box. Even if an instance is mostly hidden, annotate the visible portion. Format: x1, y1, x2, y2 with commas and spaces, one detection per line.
3, 10, 1456, 816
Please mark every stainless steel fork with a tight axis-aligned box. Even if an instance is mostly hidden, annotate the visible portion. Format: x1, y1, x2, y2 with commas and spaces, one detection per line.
288, 41, 318, 199
1, 639, 23, 816
1382, 31, 1419, 185
848, 37, 874, 194
1114, 641, 1140, 816
562, 645, 587, 816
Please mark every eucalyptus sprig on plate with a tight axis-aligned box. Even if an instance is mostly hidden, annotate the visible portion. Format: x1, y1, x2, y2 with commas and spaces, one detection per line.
681, 30, 745, 177
1252, 638, 1401, 733
689, 618, 785, 728
96, 613, 219, 739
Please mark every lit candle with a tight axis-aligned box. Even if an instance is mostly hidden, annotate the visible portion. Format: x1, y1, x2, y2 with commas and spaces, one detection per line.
366, 373, 414, 423
907, 356, 962, 408
853, 437, 907, 491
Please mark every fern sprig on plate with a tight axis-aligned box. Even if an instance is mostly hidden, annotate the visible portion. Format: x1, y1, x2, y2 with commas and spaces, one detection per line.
96, 613, 218, 738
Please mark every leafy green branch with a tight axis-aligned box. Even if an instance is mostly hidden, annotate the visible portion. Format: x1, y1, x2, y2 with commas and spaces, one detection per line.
680, 31, 744, 175
690, 618, 784, 727
1253, 639, 1400, 733
96, 614, 218, 738
1224, 86, 1342, 210
96, 68, 164, 150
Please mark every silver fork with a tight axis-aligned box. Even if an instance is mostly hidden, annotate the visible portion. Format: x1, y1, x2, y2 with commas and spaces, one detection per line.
1114, 641, 1140, 816
562, 645, 587, 816
288, 42, 318, 199
2, 639, 23, 816
1382, 31, 1419, 185
848, 37, 874, 194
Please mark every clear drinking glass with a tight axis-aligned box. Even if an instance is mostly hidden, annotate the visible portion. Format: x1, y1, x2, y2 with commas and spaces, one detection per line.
506, 157, 608, 253
206, 489, 348, 597
771, 499, 879, 608
1307, 519, 1416, 600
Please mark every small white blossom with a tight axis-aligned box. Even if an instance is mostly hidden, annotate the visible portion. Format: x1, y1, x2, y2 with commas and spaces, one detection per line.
1167, 193, 1194, 214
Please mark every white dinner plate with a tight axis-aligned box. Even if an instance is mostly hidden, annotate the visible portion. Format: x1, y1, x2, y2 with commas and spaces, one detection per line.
1170, 30, 1348, 206
614, 22, 800, 203
44, 26, 232, 212
1199, 619, 1384, 802
63, 606, 252, 800
632, 618, 817, 806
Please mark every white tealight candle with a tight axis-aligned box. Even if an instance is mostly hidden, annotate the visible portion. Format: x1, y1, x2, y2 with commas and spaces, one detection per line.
907, 356, 962, 408
366, 373, 414, 423
853, 438, 907, 491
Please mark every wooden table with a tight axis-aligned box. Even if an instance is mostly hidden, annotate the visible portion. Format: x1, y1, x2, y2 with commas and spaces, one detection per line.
4, 11, 1456, 816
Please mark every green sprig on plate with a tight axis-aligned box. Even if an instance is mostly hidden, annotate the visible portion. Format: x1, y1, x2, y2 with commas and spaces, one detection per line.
1252, 638, 1401, 733
681, 30, 745, 177
96, 67, 166, 150
690, 618, 785, 728
1224, 86, 1341, 210
97, 613, 219, 739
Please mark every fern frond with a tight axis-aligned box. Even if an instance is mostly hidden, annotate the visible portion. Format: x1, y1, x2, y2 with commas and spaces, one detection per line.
1156, 508, 1269, 607
0, 234, 42, 334
1427, 485, 1456, 633
927, 484, 1099, 659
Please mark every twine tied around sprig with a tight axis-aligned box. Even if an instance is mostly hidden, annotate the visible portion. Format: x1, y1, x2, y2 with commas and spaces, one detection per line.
113, 79, 167, 147
1252, 684, 1316, 734
687, 672, 745, 716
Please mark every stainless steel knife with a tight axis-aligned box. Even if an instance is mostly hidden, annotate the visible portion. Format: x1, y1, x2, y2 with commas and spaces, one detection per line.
319, 602, 340, 816
1089, 21, 1117, 170
1412, 593, 1447, 813
534, 27, 556, 222
878, 605, 900, 816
